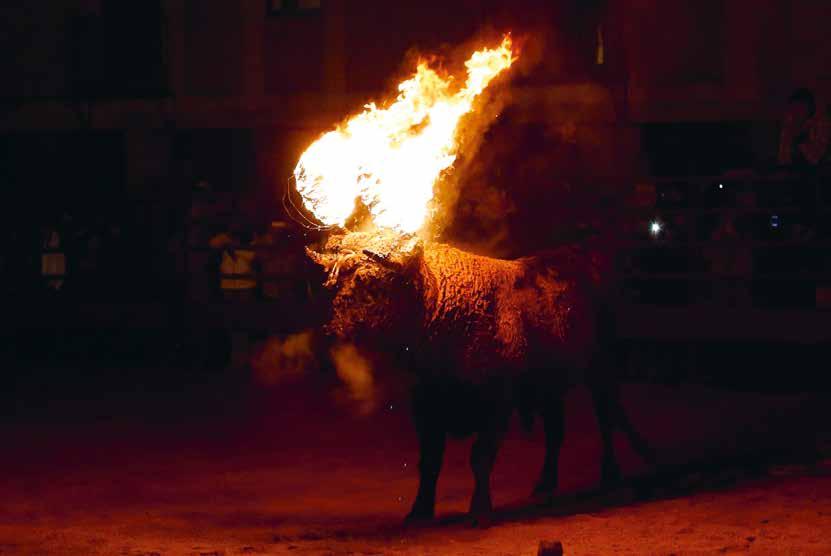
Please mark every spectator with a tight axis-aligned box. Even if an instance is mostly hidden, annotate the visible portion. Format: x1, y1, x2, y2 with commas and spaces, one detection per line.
212, 226, 258, 303
100, 223, 127, 298
74, 225, 103, 297
778, 88, 829, 168
41, 224, 66, 292
254, 222, 303, 302
707, 210, 752, 307
252, 226, 279, 300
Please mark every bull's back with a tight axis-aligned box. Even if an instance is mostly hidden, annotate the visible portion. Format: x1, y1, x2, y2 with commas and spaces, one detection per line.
514, 263, 597, 374
418, 244, 597, 380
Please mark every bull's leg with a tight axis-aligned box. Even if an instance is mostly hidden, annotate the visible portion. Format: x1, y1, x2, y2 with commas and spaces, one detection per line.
407, 424, 446, 521
591, 383, 623, 486
468, 415, 509, 522
609, 387, 656, 467
406, 388, 446, 522
532, 394, 565, 499
591, 382, 656, 488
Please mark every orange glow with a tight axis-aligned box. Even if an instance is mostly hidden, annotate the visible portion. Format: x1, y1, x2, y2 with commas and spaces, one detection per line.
294, 35, 515, 235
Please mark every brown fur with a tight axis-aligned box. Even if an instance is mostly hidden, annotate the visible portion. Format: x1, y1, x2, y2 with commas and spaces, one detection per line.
307, 230, 650, 521
310, 231, 597, 384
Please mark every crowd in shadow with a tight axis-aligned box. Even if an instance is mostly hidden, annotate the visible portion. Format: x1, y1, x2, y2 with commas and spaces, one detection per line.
626, 88, 831, 309
0, 209, 165, 303
2, 88, 829, 314
0, 188, 313, 309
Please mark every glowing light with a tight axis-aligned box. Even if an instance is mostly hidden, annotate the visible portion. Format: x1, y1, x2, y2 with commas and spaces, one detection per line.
294, 35, 516, 234
650, 220, 662, 236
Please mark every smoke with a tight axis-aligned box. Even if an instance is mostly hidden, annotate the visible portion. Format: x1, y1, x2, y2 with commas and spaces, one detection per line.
330, 342, 377, 416
434, 23, 623, 257
425, 31, 560, 257
426, 31, 526, 245
249, 330, 402, 417
250, 331, 317, 386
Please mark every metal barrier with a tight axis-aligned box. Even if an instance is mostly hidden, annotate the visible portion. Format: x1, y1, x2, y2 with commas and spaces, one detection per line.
617, 173, 831, 340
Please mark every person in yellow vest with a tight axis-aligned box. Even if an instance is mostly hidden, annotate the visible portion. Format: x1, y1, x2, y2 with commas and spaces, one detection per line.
208, 225, 260, 370
210, 227, 258, 303
41, 225, 66, 292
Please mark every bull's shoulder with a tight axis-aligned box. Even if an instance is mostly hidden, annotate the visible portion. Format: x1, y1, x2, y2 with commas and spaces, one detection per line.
419, 243, 522, 330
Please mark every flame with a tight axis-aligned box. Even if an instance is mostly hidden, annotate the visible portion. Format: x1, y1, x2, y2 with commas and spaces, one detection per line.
294, 35, 515, 234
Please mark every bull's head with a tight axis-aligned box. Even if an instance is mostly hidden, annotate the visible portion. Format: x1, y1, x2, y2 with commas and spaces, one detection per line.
305, 230, 425, 345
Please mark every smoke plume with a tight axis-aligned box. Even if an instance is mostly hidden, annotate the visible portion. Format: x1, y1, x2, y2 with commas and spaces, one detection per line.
330, 342, 377, 416
250, 331, 317, 386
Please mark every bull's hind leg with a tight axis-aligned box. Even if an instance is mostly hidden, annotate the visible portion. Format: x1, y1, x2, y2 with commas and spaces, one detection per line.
591, 382, 656, 488
592, 383, 623, 486
468, 412, 510, 524
532, 394, 565, 501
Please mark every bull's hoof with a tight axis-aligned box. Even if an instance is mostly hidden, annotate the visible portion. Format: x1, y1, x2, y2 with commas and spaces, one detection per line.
466, 511, 493, 529
404, 506, 435, 526
467, 497, 493, 528
600, 460, 623, 490
531, 477, 558, 507
530, 487, 556, 507
639, 446, 659, 468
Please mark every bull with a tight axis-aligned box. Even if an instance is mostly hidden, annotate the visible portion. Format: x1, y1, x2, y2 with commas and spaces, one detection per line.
306, 230, 654, 523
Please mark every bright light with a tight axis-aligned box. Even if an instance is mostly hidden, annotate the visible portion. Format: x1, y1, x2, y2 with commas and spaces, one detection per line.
650, 220, 662, 236
294, 36, 515, 235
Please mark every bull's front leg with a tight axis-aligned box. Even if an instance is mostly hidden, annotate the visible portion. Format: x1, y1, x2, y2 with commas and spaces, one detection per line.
406, 386, 446, 522
468, 410, 510, 524
532, 394, 565, 502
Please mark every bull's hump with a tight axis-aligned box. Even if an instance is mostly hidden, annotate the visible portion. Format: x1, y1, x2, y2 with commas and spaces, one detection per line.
421, 243, 521, 328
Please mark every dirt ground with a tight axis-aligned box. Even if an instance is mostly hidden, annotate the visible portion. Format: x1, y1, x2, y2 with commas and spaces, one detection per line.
2, 363, 831, 556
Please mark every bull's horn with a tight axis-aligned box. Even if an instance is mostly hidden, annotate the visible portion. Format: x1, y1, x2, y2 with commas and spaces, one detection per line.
363, 249, 403, 271
305, 247, 335, 269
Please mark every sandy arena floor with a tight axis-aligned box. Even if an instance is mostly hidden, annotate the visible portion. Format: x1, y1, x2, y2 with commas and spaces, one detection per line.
2, 365, 831, 555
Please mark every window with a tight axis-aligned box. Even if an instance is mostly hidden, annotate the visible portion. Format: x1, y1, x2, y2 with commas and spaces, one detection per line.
266, 0, 321, 16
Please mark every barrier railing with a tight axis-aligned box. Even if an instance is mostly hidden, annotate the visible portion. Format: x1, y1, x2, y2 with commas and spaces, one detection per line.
621, 174, 830, 299
616, 172, 831, 340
